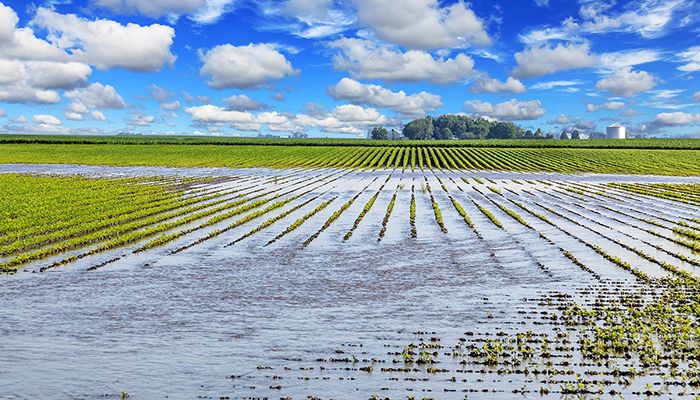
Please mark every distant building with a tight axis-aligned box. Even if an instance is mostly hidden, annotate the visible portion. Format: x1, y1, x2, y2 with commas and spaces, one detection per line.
606, 123, 626, 139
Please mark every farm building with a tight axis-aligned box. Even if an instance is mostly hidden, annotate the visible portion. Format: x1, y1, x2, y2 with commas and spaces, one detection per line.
606, 123, 626, 139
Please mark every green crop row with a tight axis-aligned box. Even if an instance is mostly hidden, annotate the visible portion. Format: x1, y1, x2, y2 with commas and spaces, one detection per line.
2, 143, 700, 175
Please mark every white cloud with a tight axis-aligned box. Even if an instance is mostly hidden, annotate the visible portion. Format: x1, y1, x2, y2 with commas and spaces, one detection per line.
0, 59, 90, 104
93, 0, 206, 18
191, 0, 238, 24
693, 91, 700, 102
0, 2, 19, 44
160, 100, 181, 111
199, 43, 296, 89
86, 0, 237, 24
186, 103, 391, 135
65, 83, 126, 109
599, 49, 663, 71
469, 74, 525, 94
677, 46, 700, 72
186, 104, 255, 124
275, 0, 354, 38
331, 38, 474, 84
586, 101, 625, 112
464, 99, 545, 120
223, 94, 267, 111
547, 114, 572, 124
653, 112, 700, 126
65, 111, 84, 121
293, 104, 391, 135
531, 80, 582, 90
31, 7, 176, 72
128, 113, 156, 127
91, 110, 107, 121
595, 67, 656, 97
328, 77, 442, 117
353, 0, 491, 49
520, 0, 690, 45
512, 42, 596, 79
146, 84, 174, 101
0, 108, 5, 117
32, 114, 61, 125
651, 89, 684, 99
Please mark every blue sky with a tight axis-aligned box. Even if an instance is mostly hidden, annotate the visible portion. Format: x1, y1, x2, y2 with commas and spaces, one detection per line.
0, 0, 698, 138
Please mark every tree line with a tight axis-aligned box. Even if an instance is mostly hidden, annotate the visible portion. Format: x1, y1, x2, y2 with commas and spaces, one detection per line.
370, 115, 554, 140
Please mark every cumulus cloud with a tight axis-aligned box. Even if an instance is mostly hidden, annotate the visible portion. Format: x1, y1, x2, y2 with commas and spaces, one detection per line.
0, 3, 18, 44
31, 7, 176, 72
65, 83, 126, 109
469, 74, 526, 94
223, 94, 267, 111
512, 42, 597, 79
693, 91, 700, 102
0, 59, 89, 103
353, 0, 490, 49
186, 105, 255, 124
146, 84, 174, 101
677, 46, 700, 72
186, 103, 391, 135
586, 101, 625, 112
328, 77, 442, 117
331, 38, 474, 84
293, 104, 391, 134
128, 113, 156, 127
199, 43, 297, 89
464, 99, 546, 120
547, 114, 572, 124
595, 67, 656, 96
32, 114, 61, 125
652, 112, 700, 126
160, 100, 181, 111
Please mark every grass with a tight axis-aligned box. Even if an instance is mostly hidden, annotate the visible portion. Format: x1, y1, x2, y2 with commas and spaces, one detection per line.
0, 141, 700, 175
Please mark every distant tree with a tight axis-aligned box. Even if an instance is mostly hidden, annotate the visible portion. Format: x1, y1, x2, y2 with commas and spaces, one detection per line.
403, 117, 433, 140
488, 121, 519, 139
370, 126, 388, 140
435, 126, 454, 140
524, 129, 534, 139
571, 129, 581, 139
534, 128, 544, 138
560, 130, 571, 140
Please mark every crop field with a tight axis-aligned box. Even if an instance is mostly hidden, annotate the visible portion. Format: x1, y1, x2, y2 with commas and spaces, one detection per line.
1, 161, 699, 399
1, 142, 700, 175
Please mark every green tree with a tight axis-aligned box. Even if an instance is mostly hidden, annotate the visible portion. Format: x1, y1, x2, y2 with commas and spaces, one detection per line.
370, 126, 388, 140
488, 121, 519, 139
571, 129, 581, 139
560, 130, 571, 140
403, 117, 433, 140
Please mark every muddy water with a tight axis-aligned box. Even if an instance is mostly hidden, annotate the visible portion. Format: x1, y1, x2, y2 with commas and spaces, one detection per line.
0, 164, 698, 399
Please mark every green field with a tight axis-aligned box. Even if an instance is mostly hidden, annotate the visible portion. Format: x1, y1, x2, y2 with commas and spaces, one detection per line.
1, 141, 699, 175
1, 134, 699, 149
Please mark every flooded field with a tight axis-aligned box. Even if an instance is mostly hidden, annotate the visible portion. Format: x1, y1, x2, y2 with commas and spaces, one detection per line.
1, 164, 699, 399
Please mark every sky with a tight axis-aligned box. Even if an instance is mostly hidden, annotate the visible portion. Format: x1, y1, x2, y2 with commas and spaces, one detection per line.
0, 0, 698, 138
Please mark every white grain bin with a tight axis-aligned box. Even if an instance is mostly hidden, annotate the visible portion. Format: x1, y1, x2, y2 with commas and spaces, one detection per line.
606, 123, 626, 139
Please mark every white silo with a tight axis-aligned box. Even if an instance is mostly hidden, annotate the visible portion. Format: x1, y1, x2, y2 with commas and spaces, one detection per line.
606, 123, 625, 139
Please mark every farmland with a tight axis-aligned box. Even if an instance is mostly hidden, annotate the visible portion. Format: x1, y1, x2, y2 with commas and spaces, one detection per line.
1, 150, 700, 398
1, 141, 700, 175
